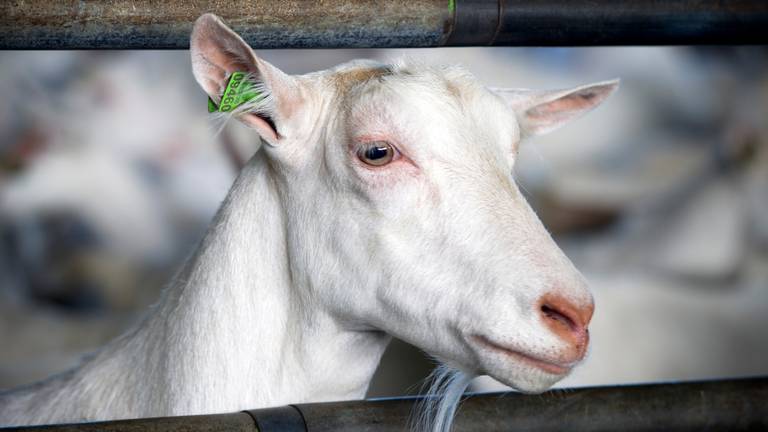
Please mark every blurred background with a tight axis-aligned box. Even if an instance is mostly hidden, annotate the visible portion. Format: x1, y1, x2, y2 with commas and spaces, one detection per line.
0, 47, 766, 397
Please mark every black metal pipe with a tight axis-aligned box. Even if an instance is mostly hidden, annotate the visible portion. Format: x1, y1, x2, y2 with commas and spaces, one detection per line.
492, 0, 768, 46
0, 0, 767, 49
2, 377, 767, 431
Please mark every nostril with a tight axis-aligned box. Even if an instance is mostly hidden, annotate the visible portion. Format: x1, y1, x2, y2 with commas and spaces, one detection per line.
539, 294, 593, 356
541, 303, 578, 333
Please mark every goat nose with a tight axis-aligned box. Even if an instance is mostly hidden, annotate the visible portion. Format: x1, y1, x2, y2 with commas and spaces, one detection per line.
538, 294, 594, 346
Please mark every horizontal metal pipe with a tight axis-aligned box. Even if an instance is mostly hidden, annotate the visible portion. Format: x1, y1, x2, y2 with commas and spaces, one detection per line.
2, 377, 767, 431
0, 1, 767, 49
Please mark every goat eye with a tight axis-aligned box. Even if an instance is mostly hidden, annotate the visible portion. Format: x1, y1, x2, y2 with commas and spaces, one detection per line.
357, 141, 396, 166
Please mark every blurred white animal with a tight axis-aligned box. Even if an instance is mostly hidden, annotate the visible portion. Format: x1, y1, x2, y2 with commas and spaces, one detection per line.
0, 14, 616, 429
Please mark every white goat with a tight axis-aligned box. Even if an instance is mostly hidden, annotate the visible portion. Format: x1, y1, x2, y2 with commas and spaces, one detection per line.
0, 14, 616, 429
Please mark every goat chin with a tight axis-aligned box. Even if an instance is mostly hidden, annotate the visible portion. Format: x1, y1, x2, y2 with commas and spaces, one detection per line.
412, 365, 473, 432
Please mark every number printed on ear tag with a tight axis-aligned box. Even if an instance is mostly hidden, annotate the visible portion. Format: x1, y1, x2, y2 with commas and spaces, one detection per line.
208, 71, 262, 113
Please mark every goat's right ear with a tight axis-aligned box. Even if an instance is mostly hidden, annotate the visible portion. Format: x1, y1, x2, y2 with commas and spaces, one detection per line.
190, 14, 303, 146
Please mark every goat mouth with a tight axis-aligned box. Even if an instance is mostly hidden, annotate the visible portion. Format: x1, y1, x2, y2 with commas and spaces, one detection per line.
471, 335, 574, 376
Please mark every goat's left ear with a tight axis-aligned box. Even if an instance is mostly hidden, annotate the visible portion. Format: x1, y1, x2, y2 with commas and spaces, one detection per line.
190, 13, 304, 146
497, 80, 619, 138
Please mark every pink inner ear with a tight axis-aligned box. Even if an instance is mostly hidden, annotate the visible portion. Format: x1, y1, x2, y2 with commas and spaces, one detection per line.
527, 90, 601, 119
195, 19, 256, 73
241, 114, 279, 142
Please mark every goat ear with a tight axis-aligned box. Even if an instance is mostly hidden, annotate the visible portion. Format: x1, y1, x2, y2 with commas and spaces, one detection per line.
190, 13, 303, 146
496, 80, 619, 138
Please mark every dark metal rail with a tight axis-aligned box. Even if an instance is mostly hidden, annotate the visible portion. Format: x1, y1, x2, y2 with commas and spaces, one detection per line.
1, 0, 767, 49
3, 377, 767, 431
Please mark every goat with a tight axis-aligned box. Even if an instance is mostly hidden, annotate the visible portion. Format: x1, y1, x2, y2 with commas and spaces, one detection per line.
0, 13, 616, 429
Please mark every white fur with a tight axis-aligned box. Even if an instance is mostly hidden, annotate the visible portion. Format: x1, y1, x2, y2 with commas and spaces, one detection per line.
0, 14, 616, 428
413, 366, 473, 432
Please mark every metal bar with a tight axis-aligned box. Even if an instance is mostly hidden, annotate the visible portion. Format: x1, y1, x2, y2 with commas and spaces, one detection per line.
0, 1, 451, 50
491, 0, 768, 46
2, 377, 767, 431
1, 1, 767, 49
0, 412, 258, 432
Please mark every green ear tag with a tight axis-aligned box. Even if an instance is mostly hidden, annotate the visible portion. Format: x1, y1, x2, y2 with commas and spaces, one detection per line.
207, 71, 262, 113
207, 98, 218, 113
